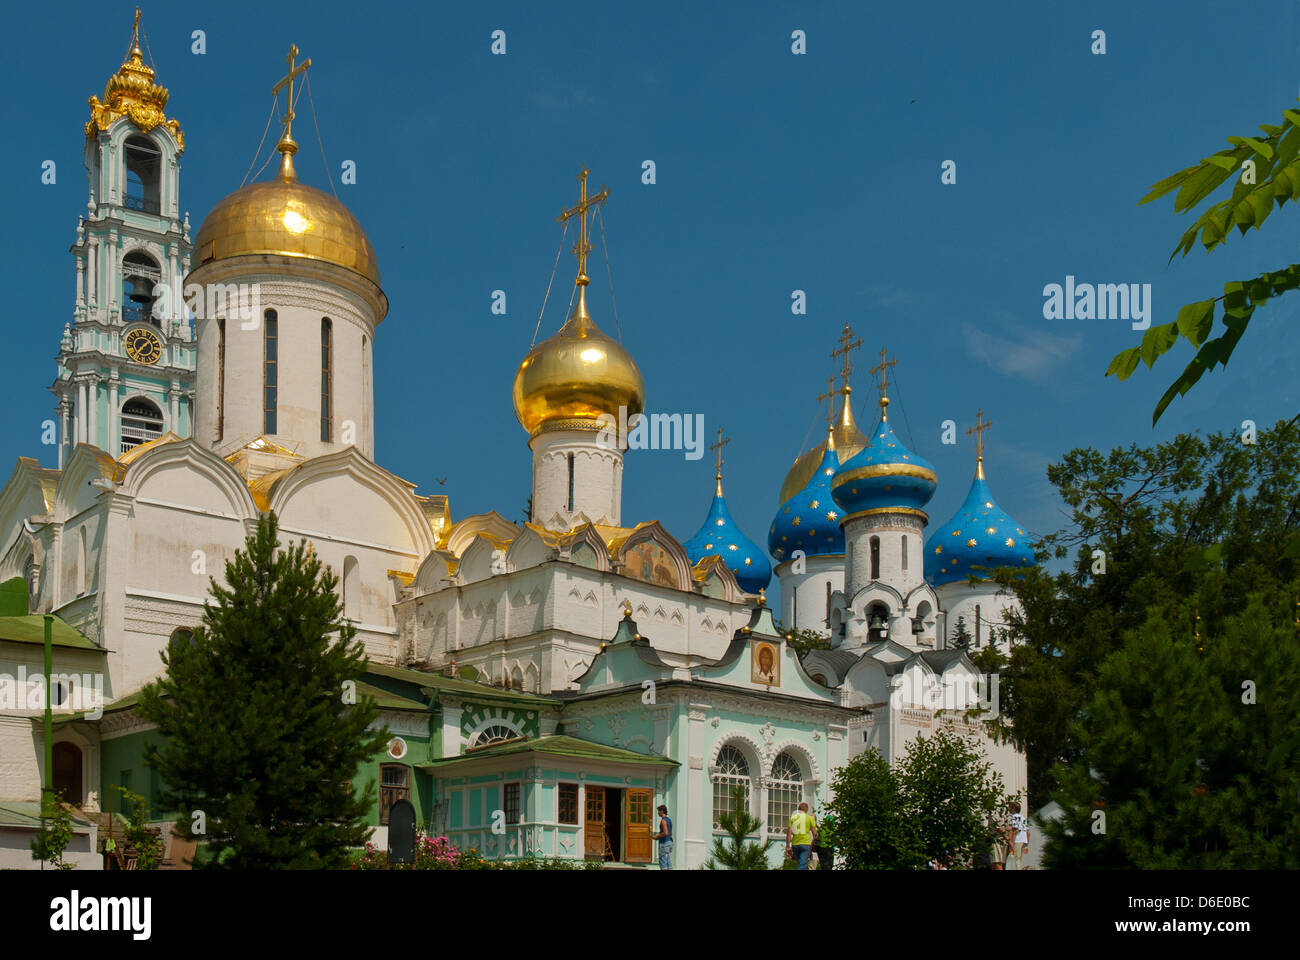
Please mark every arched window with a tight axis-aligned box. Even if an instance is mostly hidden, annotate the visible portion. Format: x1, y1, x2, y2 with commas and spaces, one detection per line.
567, 453, 575, 512
216, 318, 226, 441
75, 527, 87, 597
711, 745, 752, 830
975, 603, 982, 648
869, 535, 880, 580
320, 318, 332, 442
120, 397, 164, 453
264, 310, 278, 434
124, 135, 161, 214
510, 665, 524, 690
825, 581, 832, 624
121, 250, 162, 326
24, 554, 36, 611
342, 556, 360, 620
901, 536, 909, 572
52, 742, 84, 806
767, 752, 804, 834
469, 723, 523, 749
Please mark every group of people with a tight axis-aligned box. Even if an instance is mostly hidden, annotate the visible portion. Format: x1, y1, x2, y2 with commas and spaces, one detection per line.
647, 799, 1030, 870
649, 802, 828, 870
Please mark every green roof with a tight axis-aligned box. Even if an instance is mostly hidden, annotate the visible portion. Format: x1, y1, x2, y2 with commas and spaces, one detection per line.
355, 680, 429, 712
0, 801, 95, 830
0, 615, 101, 651
418, 734, 678, 769
365, 662, 558, 707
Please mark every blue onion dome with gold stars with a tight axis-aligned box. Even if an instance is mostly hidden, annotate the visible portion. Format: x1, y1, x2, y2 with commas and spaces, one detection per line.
769, 429, 845, 562
925, 457, 1034, 587
682, 438, 771, 594
831, 393, 937, 519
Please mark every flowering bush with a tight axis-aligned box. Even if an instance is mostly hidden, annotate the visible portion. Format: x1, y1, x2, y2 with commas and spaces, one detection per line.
351, 831, 462, 870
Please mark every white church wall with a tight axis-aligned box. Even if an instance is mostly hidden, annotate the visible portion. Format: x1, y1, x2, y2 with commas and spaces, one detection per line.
775, 554, 843, 636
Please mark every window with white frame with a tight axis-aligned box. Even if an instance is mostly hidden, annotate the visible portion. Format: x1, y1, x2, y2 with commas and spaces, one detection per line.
767, 752, 804, 834
469, 722, 523, 749
712, 745, 752, 830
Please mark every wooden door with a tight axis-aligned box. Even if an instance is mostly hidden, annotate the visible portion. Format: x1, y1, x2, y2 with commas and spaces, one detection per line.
625, 788, 653, 863
584, 785, 606, 859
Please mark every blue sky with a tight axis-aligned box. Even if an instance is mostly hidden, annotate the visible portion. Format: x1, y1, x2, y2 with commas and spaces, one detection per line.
6, 1, 1299, 600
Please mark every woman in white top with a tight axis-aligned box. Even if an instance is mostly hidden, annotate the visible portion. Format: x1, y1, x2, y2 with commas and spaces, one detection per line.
1005, 800, 1029, 869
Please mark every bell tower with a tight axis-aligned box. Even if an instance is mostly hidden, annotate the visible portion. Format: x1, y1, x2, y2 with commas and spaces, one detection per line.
52, 10, 196, 467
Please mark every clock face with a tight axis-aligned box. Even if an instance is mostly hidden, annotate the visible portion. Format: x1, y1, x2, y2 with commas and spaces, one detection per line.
124, 327, 162, 365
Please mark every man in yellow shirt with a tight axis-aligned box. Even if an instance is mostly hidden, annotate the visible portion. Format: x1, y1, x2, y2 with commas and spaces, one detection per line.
785, 802, 818, 870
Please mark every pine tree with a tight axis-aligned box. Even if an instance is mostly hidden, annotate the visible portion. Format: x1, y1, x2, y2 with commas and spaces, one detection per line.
703, 786, 772, 869
951, 616, 973, 652
137, 512, 388, 869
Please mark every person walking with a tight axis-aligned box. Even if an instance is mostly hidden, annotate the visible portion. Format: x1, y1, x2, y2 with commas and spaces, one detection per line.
1005, 800, 1029, 870
651, 804, 673, 870
785, 802, 818, 870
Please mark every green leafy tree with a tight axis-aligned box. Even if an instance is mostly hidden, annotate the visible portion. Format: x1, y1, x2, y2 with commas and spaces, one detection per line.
117, 787, 163, 871
1044, 594, 1300, 868
985, 418, 1300, 809
825, 748, 923, 869
30, 791, 76, 870
1109, 101, 1300, 423
897, 727, 1009, 868
703, 786, 772, 870
773, 619, 832, 658
950, 615, 973, 652
137, 512, 388, 869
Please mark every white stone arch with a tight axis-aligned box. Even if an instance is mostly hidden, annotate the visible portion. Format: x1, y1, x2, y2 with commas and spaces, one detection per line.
524, 661, 539, 693
457, 535, 502, 585
119, 438, 259, 519
505, 525, 554, 572
445, 511, 519, 558
565, 524, 609, 571
616, 521, 694, 590
118, 389, 169, 439
413, 550, 455, 593
465, 714, 525, 748
53, 447, 124, 521
764, 739, 822, 782
266, 448, 437, 557
50, 724, 96, 808
108, 122, 175, 209
709, 731, 764, 776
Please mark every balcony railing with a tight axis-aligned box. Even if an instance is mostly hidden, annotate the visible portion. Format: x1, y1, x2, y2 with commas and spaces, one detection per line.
124, 195, 161, 214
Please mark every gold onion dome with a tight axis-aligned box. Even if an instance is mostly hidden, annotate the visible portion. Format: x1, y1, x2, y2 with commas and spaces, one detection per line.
777, 387, 868, 504
194, 143, 380, 286
513, 285, 645, 437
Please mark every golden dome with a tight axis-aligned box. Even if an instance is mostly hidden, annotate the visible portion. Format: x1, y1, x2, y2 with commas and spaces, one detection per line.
513, 285, 645, 437
778, 386, 868, 503
193, 147, 380, 285
86, 17, 183, 149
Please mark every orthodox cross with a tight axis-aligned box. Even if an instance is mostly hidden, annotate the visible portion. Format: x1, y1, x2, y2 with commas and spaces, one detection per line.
710, 428, 730, 480
816, 375, 837, 432
967, 409, 993, 461
130, 7, 141, 52
869, 347, 897, 412
829, 323, 864, 385
557, 166, 609, 285
272, 44, 312, 147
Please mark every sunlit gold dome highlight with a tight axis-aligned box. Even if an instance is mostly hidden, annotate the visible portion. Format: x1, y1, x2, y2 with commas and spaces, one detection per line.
778, 387, 868, 504
513, 286, 645, 437
193, 143, 380, 286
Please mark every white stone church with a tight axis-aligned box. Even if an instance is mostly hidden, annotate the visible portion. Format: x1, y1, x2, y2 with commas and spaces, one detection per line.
0, 18, 1033, 869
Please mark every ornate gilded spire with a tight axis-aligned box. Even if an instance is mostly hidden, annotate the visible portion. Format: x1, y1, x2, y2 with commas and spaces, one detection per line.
869, 347, 897, 420
967, 409, 993, 480
271, 44, 312, 181
710, 427, 730, 496
86, 9, 183, 150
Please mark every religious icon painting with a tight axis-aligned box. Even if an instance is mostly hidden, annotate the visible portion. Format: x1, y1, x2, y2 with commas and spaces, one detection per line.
751, 640, 779, 686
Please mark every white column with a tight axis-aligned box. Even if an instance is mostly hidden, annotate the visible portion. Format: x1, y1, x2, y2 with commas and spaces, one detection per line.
87, 239, 97, 307
108, 377, 120, 455
76, 380, 87, 445
168, 385, 179, 435
76, 255, 85, 307
87, 379, 99, 450
169, 250, 180, 321
58, 398, 70, 469
686, 703, 709, 869
440, 701, 463, 758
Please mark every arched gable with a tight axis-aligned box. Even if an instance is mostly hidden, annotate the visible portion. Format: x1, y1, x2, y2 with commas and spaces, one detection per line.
120, 438, 258, 518
693, 555, 741, 602
505, 525, 555, 572
565, 524, 609, 571
445, 511, 519, 558
845, 580, 905, 619
457, 535, 503, 585
53, 446, 126, 521
266, 448, 436, 557
615, 521, 693, 591
413, 550, 456, 593
842, 655, 891, 707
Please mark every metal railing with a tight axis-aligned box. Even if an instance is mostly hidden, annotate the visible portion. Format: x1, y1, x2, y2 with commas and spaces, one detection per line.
124, 195, 161, 214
